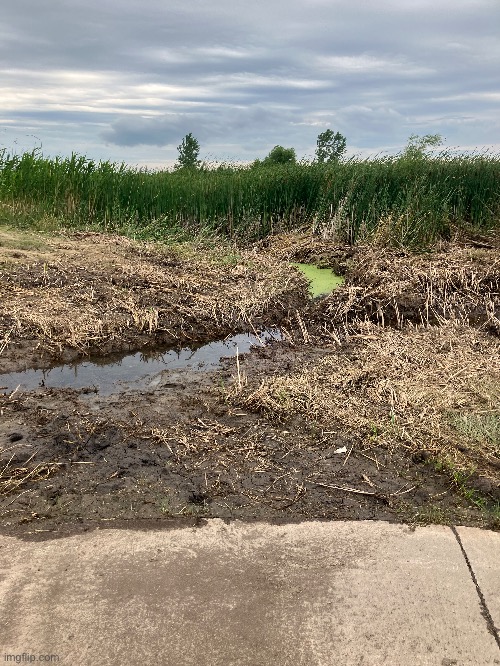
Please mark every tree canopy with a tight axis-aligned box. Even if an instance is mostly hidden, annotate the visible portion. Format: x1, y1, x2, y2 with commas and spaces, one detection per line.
259, 145, 297, 166
315, 129, 347, 164
175, 133, 201, 170
403, 134, 443, 159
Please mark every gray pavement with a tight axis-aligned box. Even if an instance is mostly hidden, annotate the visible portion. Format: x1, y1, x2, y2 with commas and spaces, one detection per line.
0, 520, 499, 665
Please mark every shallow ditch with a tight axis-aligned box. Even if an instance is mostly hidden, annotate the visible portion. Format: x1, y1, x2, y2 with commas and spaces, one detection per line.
0, 263, 345, 397
0, 329, 282, 396
1, 245, 499, 534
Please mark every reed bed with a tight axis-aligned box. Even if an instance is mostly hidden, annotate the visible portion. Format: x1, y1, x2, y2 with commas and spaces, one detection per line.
1, 149, 499, 248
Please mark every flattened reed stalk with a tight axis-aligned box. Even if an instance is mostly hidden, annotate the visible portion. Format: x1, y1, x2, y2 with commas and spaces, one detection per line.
1, 148, 499, 247
234, 321, 500, 485
310, 243, 500, 333
0, 232, 305, 353
0, 454, 57, 496
261, 234, 499, 334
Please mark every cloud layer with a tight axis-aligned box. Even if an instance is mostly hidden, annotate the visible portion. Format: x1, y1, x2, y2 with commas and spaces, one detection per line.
1, 0, 499, 166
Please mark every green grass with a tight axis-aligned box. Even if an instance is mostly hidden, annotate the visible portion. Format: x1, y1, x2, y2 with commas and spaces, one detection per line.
449, 412, 500, 453
1, 148, 499, 248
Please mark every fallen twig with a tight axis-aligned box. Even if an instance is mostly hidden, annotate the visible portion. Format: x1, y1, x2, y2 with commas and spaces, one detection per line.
310, 481, 376, 496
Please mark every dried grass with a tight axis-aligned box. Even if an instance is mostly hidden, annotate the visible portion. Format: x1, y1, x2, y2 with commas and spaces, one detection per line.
0, 453, 57, 497
260, 232, 499, 335
337, 244, 500, 330
266, 234, 500, 335
147, 418, 311, 511
236, 321, 500, 485
0, 232, 305, 355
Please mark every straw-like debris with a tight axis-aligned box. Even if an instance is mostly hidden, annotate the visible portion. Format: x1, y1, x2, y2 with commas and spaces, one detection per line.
259, 231, 499, 336
1, 228, 499, 531
0, 457, 57, 497
234, 321, 500, 497
332, 244, 499, 331
0, 231, 306, 359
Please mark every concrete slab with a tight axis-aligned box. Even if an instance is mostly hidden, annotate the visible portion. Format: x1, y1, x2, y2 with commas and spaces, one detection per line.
456, 526, 500, 643
0, 520, 499, 666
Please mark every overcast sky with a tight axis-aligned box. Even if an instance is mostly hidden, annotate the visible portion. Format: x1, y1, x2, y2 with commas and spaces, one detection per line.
1, 0, 499, 168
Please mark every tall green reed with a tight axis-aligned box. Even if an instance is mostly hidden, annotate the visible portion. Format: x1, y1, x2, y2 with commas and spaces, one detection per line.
0, 148, 498, 247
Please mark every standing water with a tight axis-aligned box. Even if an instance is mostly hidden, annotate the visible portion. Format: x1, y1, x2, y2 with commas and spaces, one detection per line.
291, 263, 344, 298
0, 329, 281, 396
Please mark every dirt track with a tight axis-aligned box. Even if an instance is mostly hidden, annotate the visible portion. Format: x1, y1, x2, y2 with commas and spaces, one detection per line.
1, 228, 499, 536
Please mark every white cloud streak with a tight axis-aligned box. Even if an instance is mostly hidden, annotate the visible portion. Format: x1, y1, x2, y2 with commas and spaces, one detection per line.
0, 0, 499, 166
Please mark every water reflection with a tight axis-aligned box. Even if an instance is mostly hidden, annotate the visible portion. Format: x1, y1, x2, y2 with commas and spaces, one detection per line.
0, 329, 281, 396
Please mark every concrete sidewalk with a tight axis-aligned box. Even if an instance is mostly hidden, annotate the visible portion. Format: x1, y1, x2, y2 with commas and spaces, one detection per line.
0, 520, 499, 665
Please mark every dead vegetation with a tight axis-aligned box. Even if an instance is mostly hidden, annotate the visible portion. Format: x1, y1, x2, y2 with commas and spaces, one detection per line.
0, 389, 58, 502
323, 245, 500, 335
234, 322, 500, 493
0, 230, 306, 358
230, 232, 500, 504
1, 457, 57, 499
1, 227, 499, 529
261, 231, 500, 336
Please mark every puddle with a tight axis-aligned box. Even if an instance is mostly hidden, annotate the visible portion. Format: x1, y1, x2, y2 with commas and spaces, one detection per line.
0, 329, 281, 396
292, 263, 344, 298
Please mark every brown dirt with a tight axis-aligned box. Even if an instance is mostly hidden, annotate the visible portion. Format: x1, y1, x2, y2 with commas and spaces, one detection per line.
1, 227, 499, 538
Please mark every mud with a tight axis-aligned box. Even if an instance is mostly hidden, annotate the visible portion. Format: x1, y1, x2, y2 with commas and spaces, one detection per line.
0, 228, 499, 538
0, 344, 486, 538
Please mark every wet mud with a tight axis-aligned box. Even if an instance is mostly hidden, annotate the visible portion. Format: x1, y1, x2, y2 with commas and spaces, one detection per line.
1, 229, 499, 537
0, 343, 484, 538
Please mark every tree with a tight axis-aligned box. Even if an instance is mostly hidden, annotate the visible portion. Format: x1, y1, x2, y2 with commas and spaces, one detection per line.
403, 134, 443, 160
174, 133, 201, 170
261, 145, 297, 166
315, 130, 347, 164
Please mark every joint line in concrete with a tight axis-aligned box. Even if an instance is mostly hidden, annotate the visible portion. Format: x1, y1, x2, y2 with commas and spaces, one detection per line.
451, 525, 500, 651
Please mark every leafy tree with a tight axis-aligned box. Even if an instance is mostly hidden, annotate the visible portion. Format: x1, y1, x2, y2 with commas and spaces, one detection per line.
261, 145, 297, 166
403, 134, 443, 159
174, 133, 201, 170
315, 129, 347, 163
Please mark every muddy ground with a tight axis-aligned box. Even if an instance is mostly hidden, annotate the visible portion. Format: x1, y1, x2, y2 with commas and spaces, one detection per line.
1, 227, 499, 538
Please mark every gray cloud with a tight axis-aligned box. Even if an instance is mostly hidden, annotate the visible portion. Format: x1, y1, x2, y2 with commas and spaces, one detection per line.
1, 0, 499, 165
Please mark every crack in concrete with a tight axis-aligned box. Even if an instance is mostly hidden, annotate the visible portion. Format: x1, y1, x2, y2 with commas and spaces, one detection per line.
451, 525, 500, 651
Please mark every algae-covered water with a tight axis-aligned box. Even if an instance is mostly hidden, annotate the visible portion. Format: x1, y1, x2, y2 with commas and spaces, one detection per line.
292, 263, 344, 298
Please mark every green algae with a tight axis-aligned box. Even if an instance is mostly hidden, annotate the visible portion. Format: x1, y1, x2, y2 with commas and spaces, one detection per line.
292, 263, 344, 298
